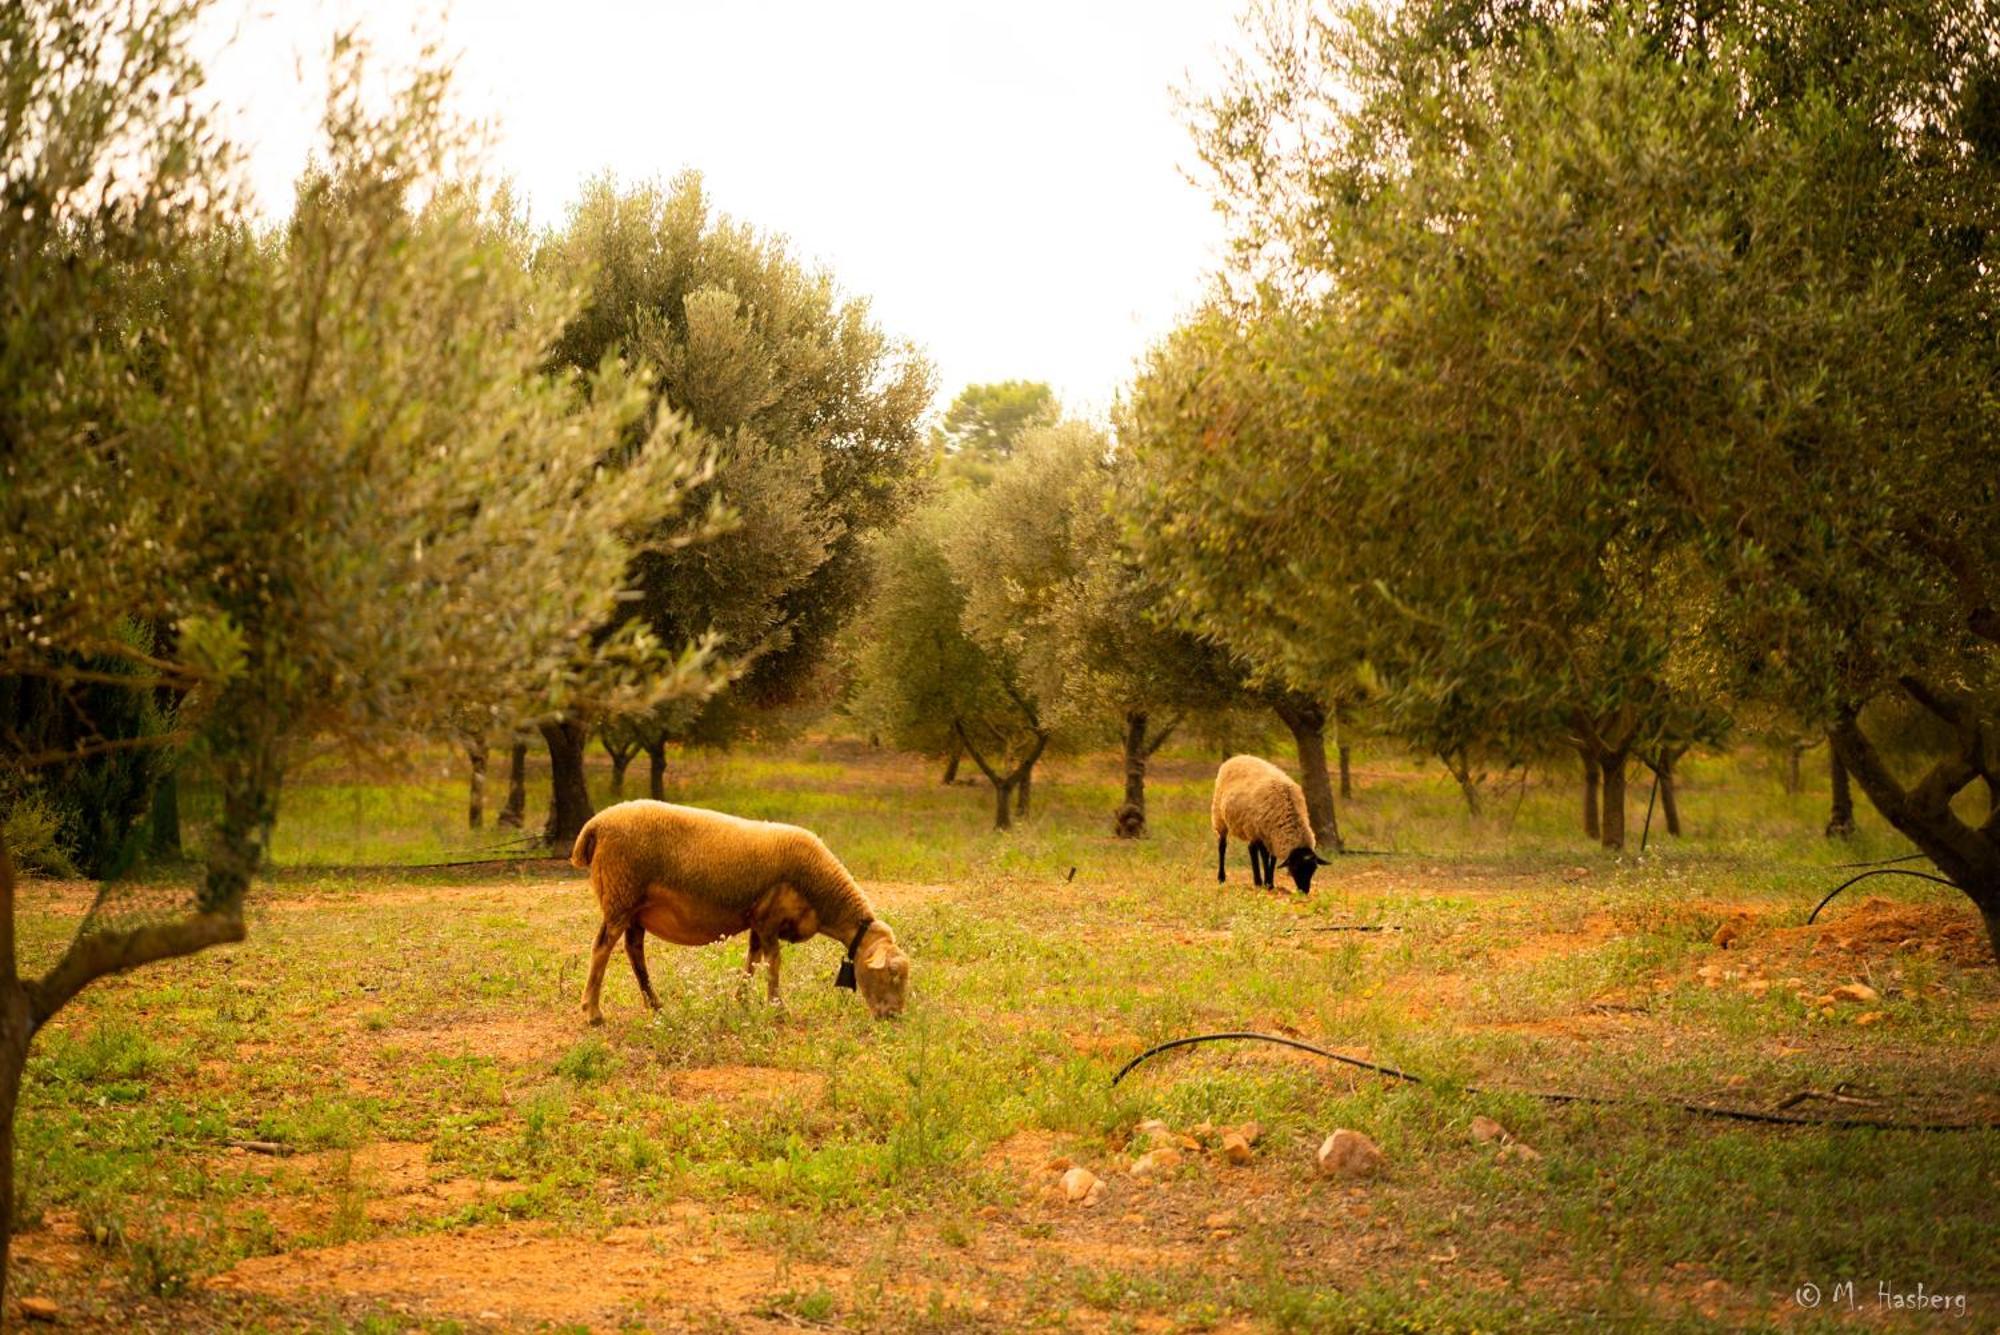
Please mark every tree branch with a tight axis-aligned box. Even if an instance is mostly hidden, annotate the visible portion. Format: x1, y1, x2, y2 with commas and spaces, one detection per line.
1009, 728, 1052, 784
1901, 526, 2000, 647
2, 727, 195, 772
1145, 714, 1185, 757
953, 719, 1005, 788
1830, 712, 1998, 890
27, 910, 246, 1035
1898, 675, 1978, 732
996, 677, 1041, 730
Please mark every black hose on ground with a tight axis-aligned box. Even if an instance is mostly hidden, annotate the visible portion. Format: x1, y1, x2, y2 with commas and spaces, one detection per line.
1110, 1030, 1998, 1131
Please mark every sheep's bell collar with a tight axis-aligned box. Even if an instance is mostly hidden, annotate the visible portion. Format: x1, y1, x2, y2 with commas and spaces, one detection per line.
835, 919, 874, 991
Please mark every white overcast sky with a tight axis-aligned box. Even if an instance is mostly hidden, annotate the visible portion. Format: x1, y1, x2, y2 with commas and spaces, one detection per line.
192, 1, 1249, 419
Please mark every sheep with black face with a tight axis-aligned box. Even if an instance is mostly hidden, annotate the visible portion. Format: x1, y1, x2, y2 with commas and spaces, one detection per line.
1211, 754, 1329, 893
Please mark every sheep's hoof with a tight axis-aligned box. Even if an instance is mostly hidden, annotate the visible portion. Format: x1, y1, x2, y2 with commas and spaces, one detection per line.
584, 1011, 605, 1027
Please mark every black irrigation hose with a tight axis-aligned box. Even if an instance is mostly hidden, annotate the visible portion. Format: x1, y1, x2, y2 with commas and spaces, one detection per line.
1807, 868, 1958, 924
1830, 851, 1931, 870
1112, 1031, 1425, 1087
1110, 1031, 2000, 1131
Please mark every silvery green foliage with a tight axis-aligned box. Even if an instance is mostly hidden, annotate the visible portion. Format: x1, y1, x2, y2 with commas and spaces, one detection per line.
2, 9, 726, 907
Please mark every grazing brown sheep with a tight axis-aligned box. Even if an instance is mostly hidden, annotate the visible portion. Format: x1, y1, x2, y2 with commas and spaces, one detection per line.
570, 800, 911, 1023
1212, 754, 1328, 893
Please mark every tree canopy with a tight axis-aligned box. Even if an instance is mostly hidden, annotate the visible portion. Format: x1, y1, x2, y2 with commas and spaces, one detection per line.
1129, 0, 2000, 933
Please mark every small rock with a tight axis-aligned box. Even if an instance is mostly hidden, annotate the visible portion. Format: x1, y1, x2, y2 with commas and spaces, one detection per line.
1316, 1129, 1385, 1180
1044, 1155, 1073, 1173
1129, 1148, 1182, 1178
1205, 1211, 1238, 1229
1496, 1142, 1543, 1164
1060, 1166, 1101, 1202
1831, 982, 1879, 1004
1813, 993, 1835, 1007
1220, 1131, 1254, 1164
1741, 979, 1770, 997
1710, 921, 1741, 949
1469, 1115, 1510, 1144
19, 1297, 59, 1322
1723, 1074, 1750, 1089
1853, 1011, 1886, 1027
1234, 1119, 1263, 1146
1135, 1118, 1176, 1146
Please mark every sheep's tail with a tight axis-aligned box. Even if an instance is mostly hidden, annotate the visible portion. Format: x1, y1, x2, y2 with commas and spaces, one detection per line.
570, 818, 599, 870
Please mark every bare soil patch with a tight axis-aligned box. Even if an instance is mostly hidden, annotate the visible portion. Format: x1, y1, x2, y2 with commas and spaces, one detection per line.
379, 1012, 576, 1064
668, 1065, 826, 1103
209, 1217, 847, 1328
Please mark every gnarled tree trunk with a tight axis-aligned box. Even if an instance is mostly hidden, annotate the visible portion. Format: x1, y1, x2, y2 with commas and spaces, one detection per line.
498, 740, 528, 829
601, 733, 636, 799
540, 718, 595, 848
1657, 757, 1681, 837
942, 737, 963, 785
465, 735, 488, 829
1826, 743, 1856, 838
1579, 747, 1601, 842
1599, 748, 1629, 851
1273, 693, 1341, 851
646, 740, 667, 801
1830, 702, 2000, 963
1115, 711, 1181, 838
149, 769, 182, 857
1440, 750, 1483, 817
956, 721, 1050, 833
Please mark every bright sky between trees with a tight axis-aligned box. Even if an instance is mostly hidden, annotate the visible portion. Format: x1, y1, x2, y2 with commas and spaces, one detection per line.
194, 0, 1247, 418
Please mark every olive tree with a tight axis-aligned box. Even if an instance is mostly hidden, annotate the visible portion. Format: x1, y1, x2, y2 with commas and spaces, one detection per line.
535, 175, 932, 842
951, 421, 1249, 836
0, 7, 722, 1294
1154, 0, 2000, 928
849, 500, 1053, 830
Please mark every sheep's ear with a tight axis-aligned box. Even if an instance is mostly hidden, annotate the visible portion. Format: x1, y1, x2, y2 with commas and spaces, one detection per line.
865, 951, 890, 971
1314, 852, 1331, 866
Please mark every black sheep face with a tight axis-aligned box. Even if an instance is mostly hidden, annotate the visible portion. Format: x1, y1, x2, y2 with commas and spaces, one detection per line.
1283, 846, 1330, 894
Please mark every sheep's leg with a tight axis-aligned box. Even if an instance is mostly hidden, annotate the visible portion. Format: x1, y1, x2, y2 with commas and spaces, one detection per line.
582, 919, 618, 1026
763, 939, 783, 1008
1251, 842, 1270, 888
1216, 832, 1228, 883
623, 921, 660, 1012
738, 931, 762, 1002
